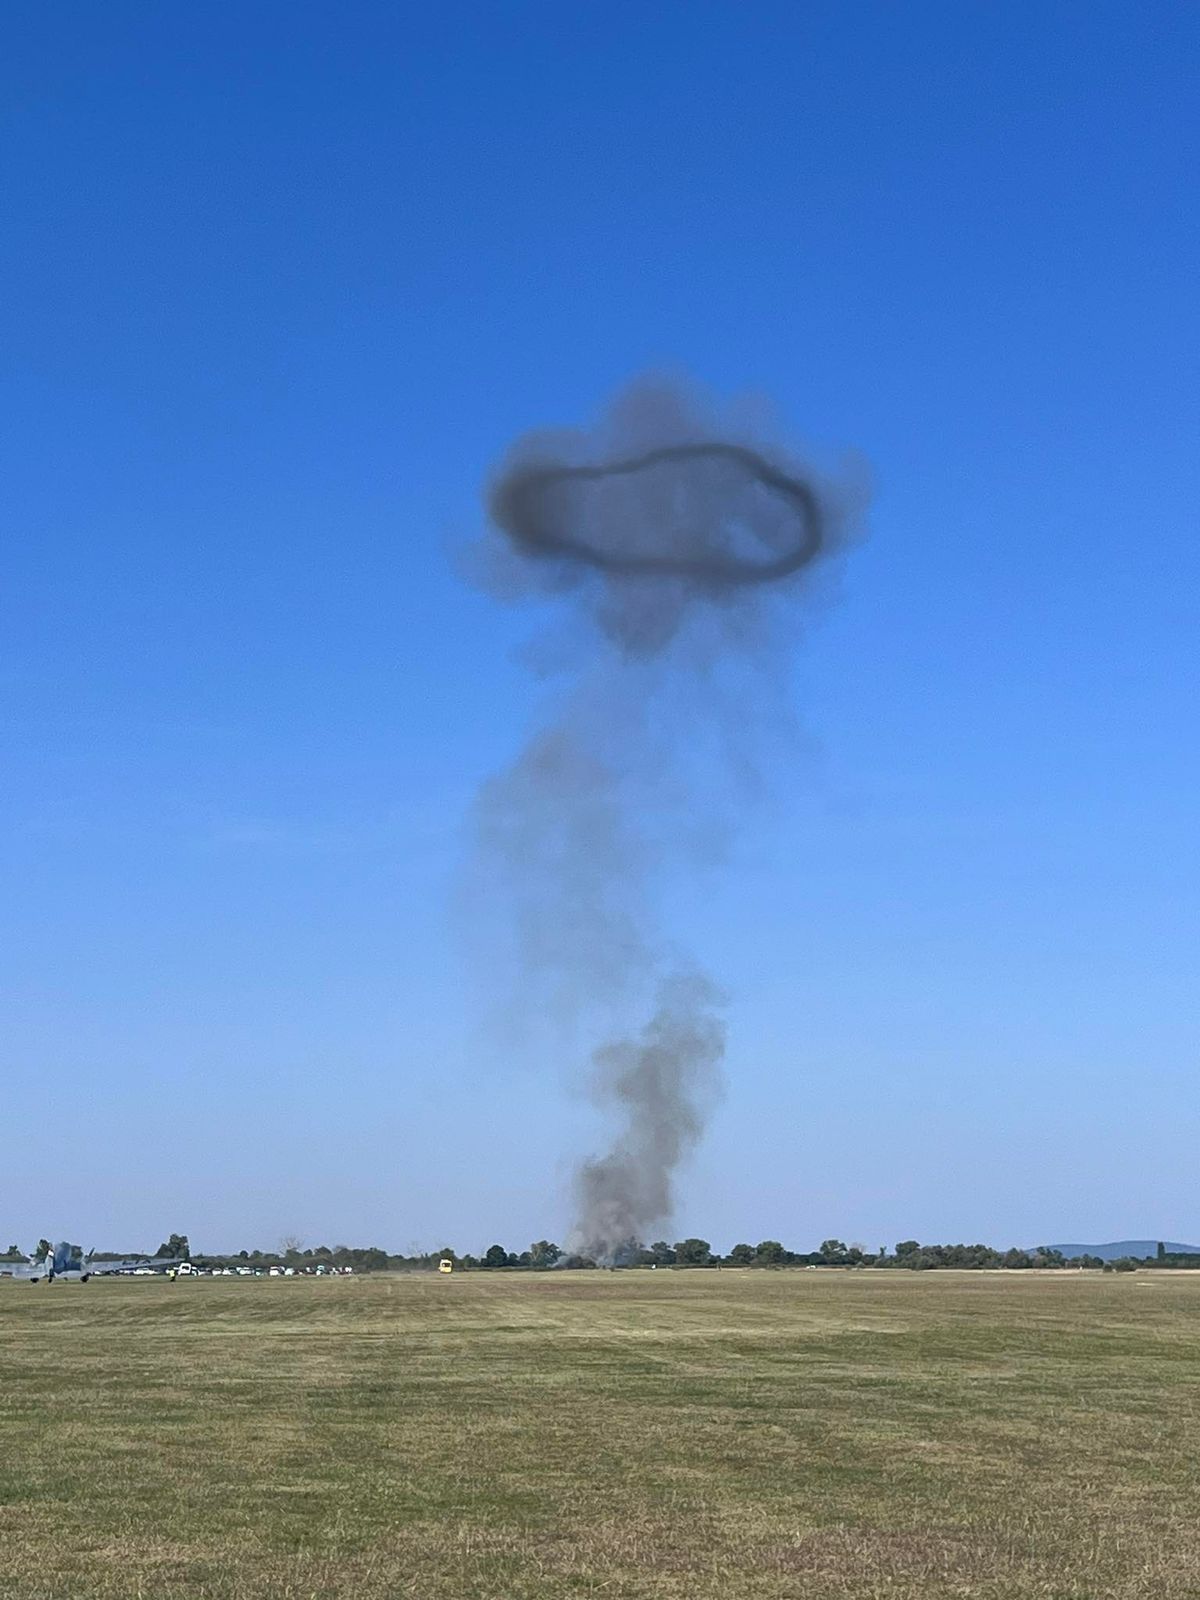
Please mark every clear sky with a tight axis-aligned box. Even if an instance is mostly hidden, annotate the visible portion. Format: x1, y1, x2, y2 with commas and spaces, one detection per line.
3, 3, 1197, 1256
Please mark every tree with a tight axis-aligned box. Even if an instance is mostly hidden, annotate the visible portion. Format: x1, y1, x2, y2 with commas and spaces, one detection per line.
530, 1240, 561, 1270
755, 1240, 787, 1266
894, 1240, 920, 1260
280, 1235, 304, 1260
674, 1238, 712, 1267
608, 1237, 643, 1267
35, 1239, 52, 1262
157, 1233, 190, 1260
484, 1244, 508, 1269
648, 1241, 676, 1266
1157, 1241, 1167, 1262
727, 1243, 755, 1266
818, 1240, 849, 1265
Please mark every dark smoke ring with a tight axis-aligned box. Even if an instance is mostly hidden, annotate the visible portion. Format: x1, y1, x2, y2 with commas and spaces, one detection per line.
492, 442, 824, 584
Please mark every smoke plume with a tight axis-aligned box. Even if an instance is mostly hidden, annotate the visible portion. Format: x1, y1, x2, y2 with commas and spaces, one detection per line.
473, 377, 859, 1262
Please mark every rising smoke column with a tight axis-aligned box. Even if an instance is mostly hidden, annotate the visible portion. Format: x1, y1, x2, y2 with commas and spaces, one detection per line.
474, 379, 859, 1262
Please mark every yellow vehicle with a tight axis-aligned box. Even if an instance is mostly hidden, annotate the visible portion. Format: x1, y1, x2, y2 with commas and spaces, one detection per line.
438, 1258, 453, 1274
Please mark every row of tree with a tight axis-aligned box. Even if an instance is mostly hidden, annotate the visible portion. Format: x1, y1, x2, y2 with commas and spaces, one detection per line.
9, 1234, 1198, 1273
424, 1238, 1200, 1272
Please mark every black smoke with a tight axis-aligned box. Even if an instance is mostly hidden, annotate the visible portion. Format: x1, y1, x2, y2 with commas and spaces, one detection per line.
472, 377, 860, 1261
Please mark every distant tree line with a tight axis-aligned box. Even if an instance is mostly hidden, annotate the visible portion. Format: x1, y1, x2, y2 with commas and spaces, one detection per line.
391, 1237, 1200, 1273
12, 1233, 1198, 1274
424, 1237, 1200, 1273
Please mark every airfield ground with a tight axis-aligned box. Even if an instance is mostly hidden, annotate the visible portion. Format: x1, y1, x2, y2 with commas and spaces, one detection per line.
1, 1270, 1197, 1598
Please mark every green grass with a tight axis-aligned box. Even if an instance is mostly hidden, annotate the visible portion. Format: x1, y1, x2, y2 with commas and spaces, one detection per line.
2, 1269, 1198, 1597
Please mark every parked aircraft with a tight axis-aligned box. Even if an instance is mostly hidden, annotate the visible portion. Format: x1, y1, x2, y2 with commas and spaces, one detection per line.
0, 1242, 93, 1283
0, 1244, 190, 1283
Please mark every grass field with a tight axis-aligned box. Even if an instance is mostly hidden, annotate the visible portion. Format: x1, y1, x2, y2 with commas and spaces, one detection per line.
2, 1269, 1198, 1598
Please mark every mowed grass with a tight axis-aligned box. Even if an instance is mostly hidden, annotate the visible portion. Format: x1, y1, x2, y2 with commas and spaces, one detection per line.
2, 1271, 1199, 1597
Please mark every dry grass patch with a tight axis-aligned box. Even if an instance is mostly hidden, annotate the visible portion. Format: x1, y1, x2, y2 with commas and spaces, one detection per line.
3, 1270, 1200, 1596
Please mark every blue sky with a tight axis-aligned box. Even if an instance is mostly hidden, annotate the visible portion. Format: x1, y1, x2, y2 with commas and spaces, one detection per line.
3, 3, 1197, 1254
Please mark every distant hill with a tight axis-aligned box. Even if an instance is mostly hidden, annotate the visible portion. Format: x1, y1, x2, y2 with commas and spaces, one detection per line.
1050, 1240, 1200, 1261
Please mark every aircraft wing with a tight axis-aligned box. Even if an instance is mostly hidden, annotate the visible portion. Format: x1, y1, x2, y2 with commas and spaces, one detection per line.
0, 1260, 38, 1279
91, 1257, 186, 1275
